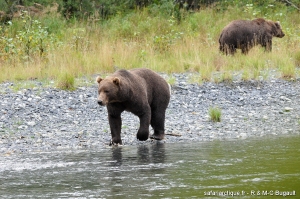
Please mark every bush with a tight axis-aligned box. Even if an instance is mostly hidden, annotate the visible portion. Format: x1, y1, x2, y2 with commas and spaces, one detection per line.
209, 106, 221, 122
0, 12, 59, 62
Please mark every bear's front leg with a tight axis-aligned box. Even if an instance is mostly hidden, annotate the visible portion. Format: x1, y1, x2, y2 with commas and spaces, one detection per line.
108, 114, 122, 145
137, 112, 151, 141
262, 38, 272, 52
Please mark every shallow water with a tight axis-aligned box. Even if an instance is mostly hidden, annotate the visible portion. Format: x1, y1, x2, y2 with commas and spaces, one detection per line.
0, 135, 299, 198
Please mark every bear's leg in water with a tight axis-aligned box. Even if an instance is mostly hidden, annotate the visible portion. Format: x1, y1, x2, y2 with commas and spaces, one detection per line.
150, 109, 166, 140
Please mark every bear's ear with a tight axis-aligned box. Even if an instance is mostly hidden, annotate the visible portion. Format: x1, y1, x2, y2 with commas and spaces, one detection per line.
96, 76, 103, 84
113, 77, 120, 86
275, 21, 281, 28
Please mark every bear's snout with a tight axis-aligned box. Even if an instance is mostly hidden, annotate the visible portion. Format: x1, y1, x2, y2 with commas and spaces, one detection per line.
97, 100, 104, 106
279, 32, 285, 38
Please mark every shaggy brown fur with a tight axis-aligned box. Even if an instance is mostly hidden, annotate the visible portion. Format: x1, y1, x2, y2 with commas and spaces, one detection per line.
96, 68, 170, 145
219, 18, 285, 55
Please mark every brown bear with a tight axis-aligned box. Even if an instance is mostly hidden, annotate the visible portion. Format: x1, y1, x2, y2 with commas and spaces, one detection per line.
96, 68, 170, 145
219, 18, 285, 55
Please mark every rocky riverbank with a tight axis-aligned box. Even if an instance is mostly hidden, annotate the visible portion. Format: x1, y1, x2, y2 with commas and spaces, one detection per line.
0, 74, 300, 153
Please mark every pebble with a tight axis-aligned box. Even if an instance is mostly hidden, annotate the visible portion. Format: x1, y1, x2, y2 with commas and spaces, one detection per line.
284, 107, 293, 112
0, 75, 300, 153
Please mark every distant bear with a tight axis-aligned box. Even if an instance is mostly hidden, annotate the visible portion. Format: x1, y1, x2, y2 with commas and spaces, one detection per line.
219, 18, 285, 55
96, 68, 170, 145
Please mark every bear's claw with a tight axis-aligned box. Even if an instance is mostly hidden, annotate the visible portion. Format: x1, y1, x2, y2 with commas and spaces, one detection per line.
109, 140, 122, 146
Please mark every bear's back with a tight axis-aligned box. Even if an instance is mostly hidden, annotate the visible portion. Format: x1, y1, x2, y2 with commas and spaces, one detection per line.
130, 68, 168, 88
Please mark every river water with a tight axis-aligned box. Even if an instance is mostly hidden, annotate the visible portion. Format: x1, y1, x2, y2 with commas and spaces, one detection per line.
0, 135, 299, 198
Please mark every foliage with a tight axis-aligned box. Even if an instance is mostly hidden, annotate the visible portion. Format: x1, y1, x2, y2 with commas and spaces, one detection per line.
60, 0, 175, 20
0, 0, 300, 83
153, 18, 184, 51
0, 11, 59, 63
1, 0, 300, 22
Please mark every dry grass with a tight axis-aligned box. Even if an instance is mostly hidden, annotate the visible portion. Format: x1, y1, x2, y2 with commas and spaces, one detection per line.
0, 7, 299, 84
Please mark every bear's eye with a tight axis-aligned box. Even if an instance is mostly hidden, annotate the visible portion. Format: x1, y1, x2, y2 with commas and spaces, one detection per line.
104, 90, 109, 93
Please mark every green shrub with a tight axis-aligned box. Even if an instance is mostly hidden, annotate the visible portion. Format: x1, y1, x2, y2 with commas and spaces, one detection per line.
0, 12, 58, 62
209, 106, 221, 122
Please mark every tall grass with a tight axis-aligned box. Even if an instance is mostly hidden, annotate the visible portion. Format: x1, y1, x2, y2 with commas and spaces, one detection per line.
0, 4, 299, 83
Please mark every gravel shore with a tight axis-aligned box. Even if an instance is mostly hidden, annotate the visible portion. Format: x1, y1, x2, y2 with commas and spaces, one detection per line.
0, 74, 300, 153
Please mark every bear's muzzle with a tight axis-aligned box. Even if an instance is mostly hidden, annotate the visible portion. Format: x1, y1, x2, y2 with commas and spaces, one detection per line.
97, 100, 105, 106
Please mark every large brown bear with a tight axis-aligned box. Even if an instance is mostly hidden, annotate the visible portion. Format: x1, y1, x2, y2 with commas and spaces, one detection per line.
96, 68, 170, 145
219, 18, 285, 55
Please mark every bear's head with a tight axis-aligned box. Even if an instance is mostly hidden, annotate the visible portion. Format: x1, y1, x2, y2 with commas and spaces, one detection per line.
272, 21, 285, 38
96, 76, 120, 106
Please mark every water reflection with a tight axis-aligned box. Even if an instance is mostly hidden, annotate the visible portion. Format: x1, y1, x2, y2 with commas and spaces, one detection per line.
137, 142, 166, 164
0, 136, 299, 198
109, 142, 166, 167
111, 147, 123, 167
107, 142, 167, 198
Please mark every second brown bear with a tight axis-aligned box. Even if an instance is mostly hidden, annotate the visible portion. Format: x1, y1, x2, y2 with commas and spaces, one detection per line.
96, 68, 170, 145
219, 18, 285, 55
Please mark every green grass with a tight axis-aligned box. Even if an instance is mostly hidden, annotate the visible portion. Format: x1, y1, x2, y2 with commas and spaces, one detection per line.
209, 106, 222, 122
10, 81, 37, 92
294, 51, 300, 67
166, 75, 176, 85
56, 72, 75, 91
188, 74, 203, 85
0, 2, 300, 84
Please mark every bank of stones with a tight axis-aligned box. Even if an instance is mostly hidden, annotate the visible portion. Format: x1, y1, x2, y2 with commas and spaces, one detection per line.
0, 74, 299, 153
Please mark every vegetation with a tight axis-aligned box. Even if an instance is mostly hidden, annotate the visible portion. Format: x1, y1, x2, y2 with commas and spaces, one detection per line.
209, 106, 221, 122
56, 72, 75, 90
0, 0, 300, 85
166, 75, 176, 85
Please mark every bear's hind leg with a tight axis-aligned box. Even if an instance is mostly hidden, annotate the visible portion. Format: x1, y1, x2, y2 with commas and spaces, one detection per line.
150, 109, 166, 140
